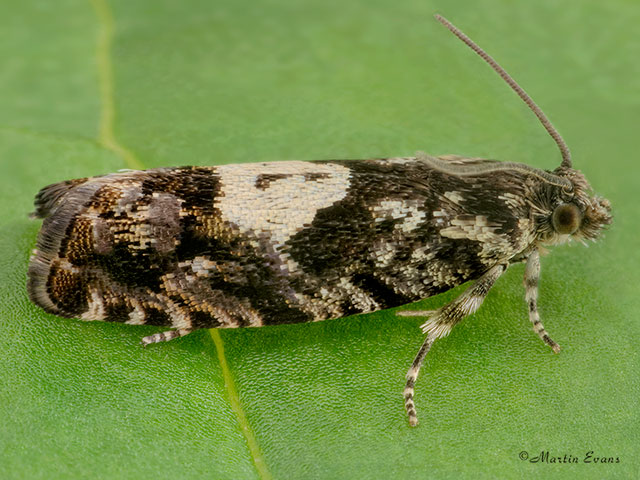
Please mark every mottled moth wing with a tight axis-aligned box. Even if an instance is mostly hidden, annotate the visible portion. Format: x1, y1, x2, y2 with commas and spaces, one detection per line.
28, 156, 535, 333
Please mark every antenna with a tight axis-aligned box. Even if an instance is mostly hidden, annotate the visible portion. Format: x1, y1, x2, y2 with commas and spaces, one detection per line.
434, 14, 572, 169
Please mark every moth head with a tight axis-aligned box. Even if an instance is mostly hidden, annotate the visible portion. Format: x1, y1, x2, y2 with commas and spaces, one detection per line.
432, 14, 612, 245
545, 169, 612, 244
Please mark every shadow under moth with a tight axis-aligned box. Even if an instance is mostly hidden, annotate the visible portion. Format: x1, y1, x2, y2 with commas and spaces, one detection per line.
27, 15, 612, 426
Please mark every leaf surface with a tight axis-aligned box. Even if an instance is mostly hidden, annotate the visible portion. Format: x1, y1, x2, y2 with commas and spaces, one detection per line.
1, 1, 638, 478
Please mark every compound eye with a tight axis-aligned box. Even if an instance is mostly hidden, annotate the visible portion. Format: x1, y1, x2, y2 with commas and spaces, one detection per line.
552, 203, 582, 235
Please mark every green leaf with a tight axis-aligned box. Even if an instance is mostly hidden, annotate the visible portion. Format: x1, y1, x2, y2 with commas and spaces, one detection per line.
1, 1, 638, 479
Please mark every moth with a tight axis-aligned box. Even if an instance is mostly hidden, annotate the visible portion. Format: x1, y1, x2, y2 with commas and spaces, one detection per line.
27, 15, 611, 426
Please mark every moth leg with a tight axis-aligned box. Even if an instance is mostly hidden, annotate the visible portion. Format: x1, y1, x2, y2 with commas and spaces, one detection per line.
524, 250, 560, 353
141, 328, 192, 347
398, 263, 506, 426
403, 335, 433, 427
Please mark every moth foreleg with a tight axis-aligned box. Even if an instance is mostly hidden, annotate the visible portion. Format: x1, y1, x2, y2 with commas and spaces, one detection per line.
399, 264, 506, 338
398, 263, 506, 426
524, 250, 560, 353
141, 328, 192, 347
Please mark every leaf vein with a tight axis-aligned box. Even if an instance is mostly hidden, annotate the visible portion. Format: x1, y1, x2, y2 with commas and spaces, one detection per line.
210, 330, 273, 480
91, 0, 143, 170
91, 2, 270, 477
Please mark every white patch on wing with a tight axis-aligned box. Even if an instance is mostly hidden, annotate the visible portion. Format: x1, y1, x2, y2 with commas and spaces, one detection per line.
81, 290, 106, 321
443, 190, 464, 205
376, 157, 417, 165
58, 258, 79, 274
371, 239, 397, 267
411, 246, 435, 262
337, 277, 379, 311
499, 192, 526, 210
185, 256, 216, 276
215, 161, 351, 246
439, 215, 500, 241
439, 215, 519, 260
371, 199, 426, 233
114, 185, 143, 216
126, 301, 146, 325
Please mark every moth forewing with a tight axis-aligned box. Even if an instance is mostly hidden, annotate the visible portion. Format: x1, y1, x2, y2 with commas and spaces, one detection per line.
26, 16, 611, 428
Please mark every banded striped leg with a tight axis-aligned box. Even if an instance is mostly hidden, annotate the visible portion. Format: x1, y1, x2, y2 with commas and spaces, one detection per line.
141, 328, 192, 347
398, 263, 506, 426
403, 336, 433, 426
524, 250, 560, 353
